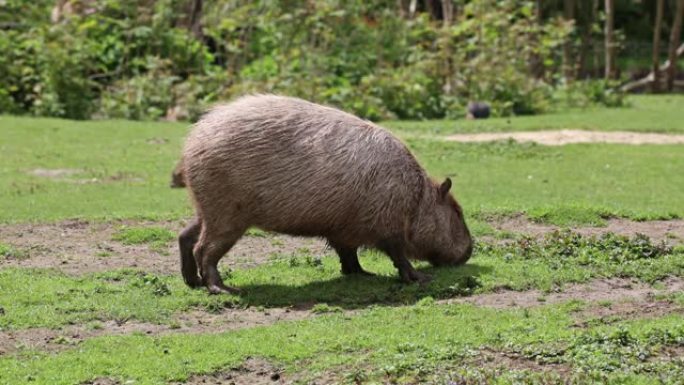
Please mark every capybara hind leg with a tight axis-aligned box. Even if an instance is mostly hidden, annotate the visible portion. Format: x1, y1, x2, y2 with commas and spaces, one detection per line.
377, 238, 431, 284
179, 218, 202, 288
195, 230, 244, 295
328, 241, 372, 276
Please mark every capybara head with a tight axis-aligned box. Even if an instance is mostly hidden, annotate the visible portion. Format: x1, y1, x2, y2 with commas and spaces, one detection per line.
412, 178, 473, 266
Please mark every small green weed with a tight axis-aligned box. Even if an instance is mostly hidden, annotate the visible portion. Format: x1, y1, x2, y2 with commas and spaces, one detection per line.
0, 243, 24, 260
311, 303, 343, 314
112, 226, 175, 251
245, 228, 269, 238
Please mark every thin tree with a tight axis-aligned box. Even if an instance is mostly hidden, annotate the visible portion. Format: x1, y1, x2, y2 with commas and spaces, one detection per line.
440, 0, 455, 94
667, 0, 684, 91
577, 1, 595, 78
652, 0, 664, 92
563, 0, 576, 80
604, 0, 616, 80
529, 0, 545, 78
592, 0, 600, 77
188, 0, 203, 40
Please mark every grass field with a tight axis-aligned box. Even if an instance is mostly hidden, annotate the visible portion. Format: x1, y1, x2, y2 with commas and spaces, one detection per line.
387, 94, 684, 135
1, 95, 684, 384
2, 95, 684, 226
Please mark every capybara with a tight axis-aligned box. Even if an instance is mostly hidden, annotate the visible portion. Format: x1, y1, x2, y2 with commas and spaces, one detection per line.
170, 160, 185, 188
179, 95, 473, 294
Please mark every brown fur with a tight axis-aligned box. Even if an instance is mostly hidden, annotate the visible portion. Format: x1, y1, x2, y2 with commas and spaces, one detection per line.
179, 95, 472, 293
170, 160, 186, 188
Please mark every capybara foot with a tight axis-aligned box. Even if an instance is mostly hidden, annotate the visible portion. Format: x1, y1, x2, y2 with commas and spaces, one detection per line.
400, 269, 432, 284
183, 274, 203, 289
341, 267, 375, 276
206, 282, 242, 295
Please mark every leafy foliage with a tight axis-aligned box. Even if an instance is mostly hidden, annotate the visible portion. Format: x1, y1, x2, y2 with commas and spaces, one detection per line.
0, 0, 623, 121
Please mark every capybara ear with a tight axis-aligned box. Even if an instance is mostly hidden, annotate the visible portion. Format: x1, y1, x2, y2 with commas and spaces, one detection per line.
439, 178, 452, 198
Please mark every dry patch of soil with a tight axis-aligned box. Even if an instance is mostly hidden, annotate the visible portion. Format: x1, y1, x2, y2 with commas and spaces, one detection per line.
0, 219, 328, 275
175, 358, 285, 385
80, 379, 120, 385
27, 168, 144, 184
445, 129, 684, 146
445, 276, 684, 309
574, 298, 684, 327
491, 215, 684, 244
28, 168, 83, 178
474, 347, 572, 376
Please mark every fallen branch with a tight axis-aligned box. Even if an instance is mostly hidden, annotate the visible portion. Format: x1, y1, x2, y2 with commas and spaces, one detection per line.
621, 43, 684, 92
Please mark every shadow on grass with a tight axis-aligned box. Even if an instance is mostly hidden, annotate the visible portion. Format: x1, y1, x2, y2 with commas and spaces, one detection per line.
235, 263, 492, 310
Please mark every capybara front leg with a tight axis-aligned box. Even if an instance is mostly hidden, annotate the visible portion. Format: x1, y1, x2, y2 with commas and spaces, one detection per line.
194, 230, 243, 295
329, 241, 373, 276
378, 239, 431, 284
179, 218, 202, 288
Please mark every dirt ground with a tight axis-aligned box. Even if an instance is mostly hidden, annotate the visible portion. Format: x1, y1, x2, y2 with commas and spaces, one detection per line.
1, 217, 681, 276
0, 307, 315, 356
491, 215, 684, 244
0, 219, 329, 276
445, 129, 684, 146
446, 276, 684, 309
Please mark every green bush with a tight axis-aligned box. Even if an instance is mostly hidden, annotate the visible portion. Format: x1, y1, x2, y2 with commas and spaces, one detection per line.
0, 0, 624, 121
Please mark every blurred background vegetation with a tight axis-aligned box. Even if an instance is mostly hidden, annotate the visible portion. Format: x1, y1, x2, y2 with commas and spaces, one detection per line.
0, 0, 682, 121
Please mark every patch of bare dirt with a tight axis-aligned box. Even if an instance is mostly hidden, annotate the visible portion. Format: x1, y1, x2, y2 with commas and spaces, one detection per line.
27, 168, 146, 184
28, 168, 83, 178
474, 347, 572, 376
175, 358, 285, 385
445, 129, 684, 146
80, 379, 120, 385
0, 219, 328, 275
491, 215, 684, 244
657, 346, 684, 363
573, 299, 684, 327
173, 358, 352, 385
445, 276, 684, 309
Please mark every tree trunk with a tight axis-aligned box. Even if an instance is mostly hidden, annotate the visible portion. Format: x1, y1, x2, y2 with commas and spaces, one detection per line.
563, 0, 576, 80
667, 0, 684, 91
189, 0, 203, 40
592, 0, 600, 77
440, 0, 454, 94
652, 0, 664, 92
529, 0, 545, 78
577, 1, 594, 78
441, 0, 453, 27
604, 0, 616, 80
409, 0, 418, 18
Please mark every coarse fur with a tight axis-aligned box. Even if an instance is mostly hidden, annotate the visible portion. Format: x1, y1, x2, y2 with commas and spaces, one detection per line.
170, 159, 186, 188
180, 94, 472, 294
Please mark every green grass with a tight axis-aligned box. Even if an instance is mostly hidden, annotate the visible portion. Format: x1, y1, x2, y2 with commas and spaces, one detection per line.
0, 115, 189, 222
410, 139, 684, 225
2, 97, 684, 225
112, 226, 175, 247
0, 242, 24, 260
1, 298, 682, 384
386, 95, 684, 135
